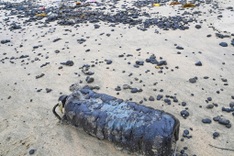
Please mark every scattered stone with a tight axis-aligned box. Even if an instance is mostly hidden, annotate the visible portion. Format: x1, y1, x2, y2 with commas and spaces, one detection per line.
189, 77, 197, 83
206, 104, 214, 109
202, 118, 212, 124
195, 25, 201, 29
105, 59, 112, 65
180, 110, 189, 119
94, 24, 100, 29
156, 94, 163, 100
35, 73, 45, 79
231, 39, 234, 46
195, 61, 202, 66
213, 116, 231, 128
219, 42, 228, 47
215, 33, 230, 39
213, 132, 220, 139
181, 102, 187, 106
149, 96, 155, 101
40, 62, 50, 68
46, 88, 52, 93
135, 60, 144, 66
123, 84, 131, 90
115, 86, 121, 91
164, 98, 171, 105
182, 129, 192, 139
10, 23, 21, 30
60, 60, 74, 66
145, 55, 167, 66
53, 38, 61, 42
218, 118, 230, 125
29, 149, 36, 155
230, 102, 234, 108
86, 76, 94, 83
176, 46, 184, 50
77, 38, 86, 44
207, 97, 212, 101
1, 40, 11, 44
222, 107, 234, 113
131, 88, 139, 93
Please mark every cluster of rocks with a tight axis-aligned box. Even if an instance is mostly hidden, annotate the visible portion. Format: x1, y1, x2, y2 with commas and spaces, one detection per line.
0, 0, 200, 31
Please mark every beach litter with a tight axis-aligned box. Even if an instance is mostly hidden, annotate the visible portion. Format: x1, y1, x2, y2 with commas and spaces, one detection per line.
53, 86, 180, 156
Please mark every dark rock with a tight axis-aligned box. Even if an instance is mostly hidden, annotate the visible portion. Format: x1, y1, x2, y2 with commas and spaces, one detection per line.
219, 42, 228, 47
218, 118, 230, 125
40, 62, 50, 68
94, 24, 100, 29
202, 118, 212, 124
60, 60, 74, 66
1, 40, 11, 44
213, 116, 221, 122
231, 39, 234, 46
222, 107, 234, 112
215, 33, 230, 39
46, 88, 52, 93
35, 73, 45, 79
207, 97, 212, 101
135, 60, 144, 66
77, 38, 86, 44
105, 59, 112, 65
55, 50, 60, 53
115, 86, 121, 91
157, 60, 167, 66
134, 64, 139, 68
182, 129, 192, 139
213, 116, 232, 128
180, 110, 189, 119
183, 129, 189, 137
213, 132, 220, 139
149, 96, 155, 101
181, 102, 187, 106
156, 94, 163, 100
10, 23, 21, 30
131, 88, 139, 93
189, 77, 197, 83
53, 38, 61, 42
195, 25, 201, 29
29, 149, 36, 155
195, 61, 202, 66
176, 46, 184, 50
164, 98, 171, 105
86, 76, 94, 83
123, 84, 131, 90
206, 104, 214, 109
229, 102, 234, 108
173, 97, 178, 103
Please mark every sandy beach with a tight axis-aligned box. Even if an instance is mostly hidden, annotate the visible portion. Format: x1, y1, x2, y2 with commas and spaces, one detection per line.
0, 0, 233, 155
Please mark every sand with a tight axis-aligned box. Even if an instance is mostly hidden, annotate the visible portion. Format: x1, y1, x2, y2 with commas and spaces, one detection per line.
0, 0, 234, 155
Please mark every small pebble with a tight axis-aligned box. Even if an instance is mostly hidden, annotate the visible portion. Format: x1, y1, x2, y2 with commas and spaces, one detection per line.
219, 42, 228, 47
213, 132, 220, 139
202, 118, 212, 124
29, 149, 36, 155
195, 61, 202, 66
180, 110, 189, 119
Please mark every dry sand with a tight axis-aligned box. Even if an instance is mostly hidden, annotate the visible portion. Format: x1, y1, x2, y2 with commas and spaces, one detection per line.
0, 0, 234, 156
